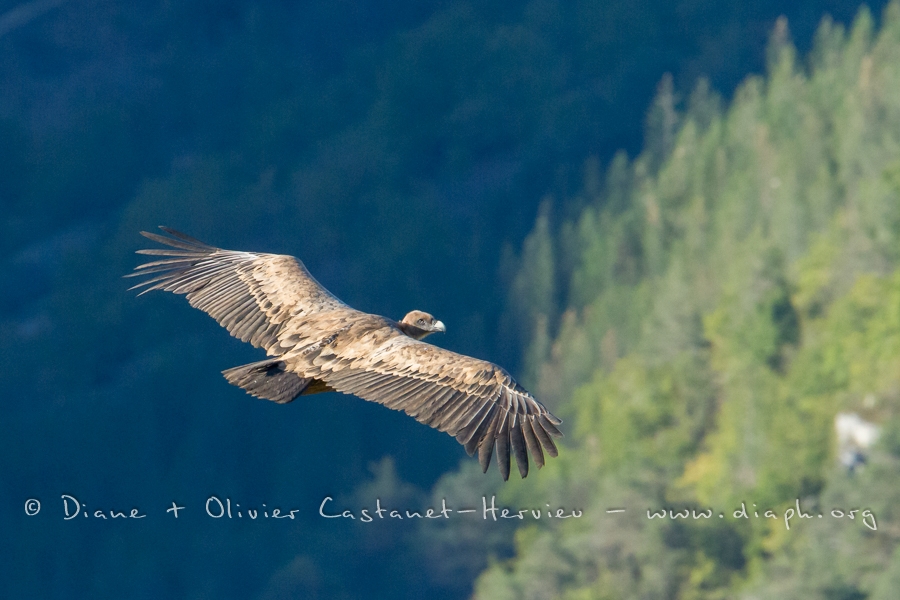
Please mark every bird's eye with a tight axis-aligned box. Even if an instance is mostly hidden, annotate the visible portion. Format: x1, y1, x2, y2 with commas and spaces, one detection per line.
417, 319, 425, 326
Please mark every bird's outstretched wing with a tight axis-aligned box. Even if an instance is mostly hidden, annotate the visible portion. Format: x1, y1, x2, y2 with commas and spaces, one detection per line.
293, 332, 562, 480
125, 227, 352, 353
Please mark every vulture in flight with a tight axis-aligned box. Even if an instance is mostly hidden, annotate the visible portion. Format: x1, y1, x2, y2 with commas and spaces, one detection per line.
127, 227, 562, 480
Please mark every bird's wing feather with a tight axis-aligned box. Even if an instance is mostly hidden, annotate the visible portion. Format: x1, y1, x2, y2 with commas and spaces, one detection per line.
295, 332, 562, 480
126, 227, 353, 353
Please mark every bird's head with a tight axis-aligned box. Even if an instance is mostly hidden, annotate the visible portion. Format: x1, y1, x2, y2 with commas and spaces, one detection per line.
399, 310, 446, 340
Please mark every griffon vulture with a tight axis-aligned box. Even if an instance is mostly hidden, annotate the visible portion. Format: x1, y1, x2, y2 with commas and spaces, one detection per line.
127, 227, 562, 480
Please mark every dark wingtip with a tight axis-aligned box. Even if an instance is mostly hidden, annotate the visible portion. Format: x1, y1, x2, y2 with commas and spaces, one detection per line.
136, 228, 215, 253
510, 420, 529, 478
538, 414, 563, 438
522, 418, 545, 469
496, 426, 511, 481
478, 438, 494, 473
158, 226, 210, 246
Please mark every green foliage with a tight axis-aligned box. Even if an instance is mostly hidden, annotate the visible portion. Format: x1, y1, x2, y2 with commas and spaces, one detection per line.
482, 3, 900, 597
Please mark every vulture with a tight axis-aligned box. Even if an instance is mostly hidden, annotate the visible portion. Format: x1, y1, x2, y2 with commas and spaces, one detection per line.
127, 227, 562, 480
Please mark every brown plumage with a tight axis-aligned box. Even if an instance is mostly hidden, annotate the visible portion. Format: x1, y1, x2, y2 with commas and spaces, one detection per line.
127, 227, 562, 480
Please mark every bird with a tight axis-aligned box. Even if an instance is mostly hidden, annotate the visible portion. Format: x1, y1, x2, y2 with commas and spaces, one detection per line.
126, 227, 562, 480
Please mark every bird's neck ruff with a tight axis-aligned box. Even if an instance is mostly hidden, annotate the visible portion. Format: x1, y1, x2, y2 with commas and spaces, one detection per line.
397, 322, 434, 340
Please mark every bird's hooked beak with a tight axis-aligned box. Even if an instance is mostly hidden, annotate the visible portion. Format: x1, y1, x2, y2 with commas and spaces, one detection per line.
432, 320, 446, 333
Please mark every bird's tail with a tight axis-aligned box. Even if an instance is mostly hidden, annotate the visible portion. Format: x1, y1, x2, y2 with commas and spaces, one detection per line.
222, 358, 312, 404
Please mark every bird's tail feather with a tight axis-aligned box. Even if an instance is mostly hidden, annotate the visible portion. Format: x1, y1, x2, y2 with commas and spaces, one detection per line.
222, 359, 313, 404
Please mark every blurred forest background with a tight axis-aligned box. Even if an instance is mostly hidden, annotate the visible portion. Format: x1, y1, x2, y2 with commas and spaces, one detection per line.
2, 0, 900, 598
